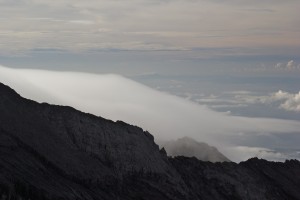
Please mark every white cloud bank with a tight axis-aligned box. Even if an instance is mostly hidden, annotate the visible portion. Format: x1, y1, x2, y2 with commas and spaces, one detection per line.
1, 65, 300, 162
234, 90, 300, 112
279, 91, 300, 112
275, 60, 300, 71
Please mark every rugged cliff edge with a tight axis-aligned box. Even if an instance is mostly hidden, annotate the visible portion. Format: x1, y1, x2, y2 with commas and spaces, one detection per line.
0, 82, 300, 200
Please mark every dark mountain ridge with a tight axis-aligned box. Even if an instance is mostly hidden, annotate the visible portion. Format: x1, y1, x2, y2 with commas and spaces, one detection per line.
0, 82, 300, 200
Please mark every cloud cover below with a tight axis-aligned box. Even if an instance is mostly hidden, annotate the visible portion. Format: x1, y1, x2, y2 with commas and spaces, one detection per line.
0, 65, 300, 162
231, 90, 300, 112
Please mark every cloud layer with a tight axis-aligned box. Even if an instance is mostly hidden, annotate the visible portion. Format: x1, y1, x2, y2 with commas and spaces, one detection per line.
1, 65, 300, 162
0, 0, 299, 55
278, 91, 300, 112
275, 60, 300, 71
232, 90, 300, 112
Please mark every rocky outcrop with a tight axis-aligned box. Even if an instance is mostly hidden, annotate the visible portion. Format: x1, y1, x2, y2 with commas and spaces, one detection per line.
161, 137, 230, 162
171, 157, 300, 200
0, 82, 300, 200
0, 82, 186, 200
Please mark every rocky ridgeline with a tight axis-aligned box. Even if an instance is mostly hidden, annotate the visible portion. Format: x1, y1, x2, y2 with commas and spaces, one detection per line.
0, 82, 300, 200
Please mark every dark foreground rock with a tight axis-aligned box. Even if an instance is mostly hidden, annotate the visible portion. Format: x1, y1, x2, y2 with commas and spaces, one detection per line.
0, 82, 300, 200
171, 157, 300, 200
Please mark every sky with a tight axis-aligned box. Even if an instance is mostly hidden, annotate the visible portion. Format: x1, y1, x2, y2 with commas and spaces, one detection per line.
0, 0, 299, 74
0, 0, 300, 162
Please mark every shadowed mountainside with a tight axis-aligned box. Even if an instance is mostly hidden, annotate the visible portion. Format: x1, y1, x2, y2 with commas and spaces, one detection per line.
0, 82, 300, 200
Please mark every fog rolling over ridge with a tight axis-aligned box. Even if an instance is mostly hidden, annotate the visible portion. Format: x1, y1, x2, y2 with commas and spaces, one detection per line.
159, 137, 230, 163
1, 81, 300, 200
1, 65, 300, 162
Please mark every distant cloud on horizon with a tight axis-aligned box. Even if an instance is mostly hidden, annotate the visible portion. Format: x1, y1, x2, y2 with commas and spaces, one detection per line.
0, 0, 299, 58
275, 60, 300, 71
229, 90, 300, 112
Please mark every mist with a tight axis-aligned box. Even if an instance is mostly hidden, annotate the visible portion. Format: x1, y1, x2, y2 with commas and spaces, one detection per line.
1, 65, 300, 162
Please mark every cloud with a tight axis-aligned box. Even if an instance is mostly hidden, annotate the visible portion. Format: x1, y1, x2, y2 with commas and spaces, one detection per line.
275, 60, 299, 71
69, 20, 95, 25
273, 90, 293, 100
280, 92, 300, 112
232, 90, 300, 112
210, 104, 248, 108
286, 60, 295, 70
1, 65, 300, 162
0, 0, 300, 55
275, 62, 283, 69
224, 90, 253, 95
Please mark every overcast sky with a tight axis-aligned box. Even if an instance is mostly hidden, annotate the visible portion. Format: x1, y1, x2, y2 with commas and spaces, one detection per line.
0, 0, 299, 52
0, 0, 299, 74
0, 0, 300, 161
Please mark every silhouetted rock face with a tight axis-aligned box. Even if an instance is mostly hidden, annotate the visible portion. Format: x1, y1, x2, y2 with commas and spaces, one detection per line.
171, 157, 300, 200
161, 137, 230, 162
0, 82, 300, 200
0, 82, 186, 200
